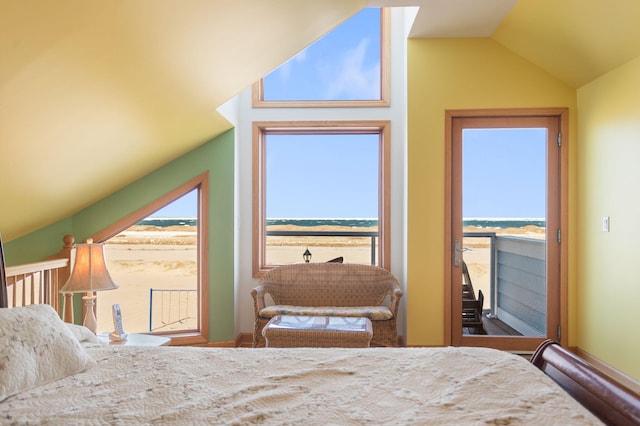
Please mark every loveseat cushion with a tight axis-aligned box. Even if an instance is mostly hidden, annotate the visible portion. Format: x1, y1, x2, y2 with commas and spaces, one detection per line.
259, 305, 393, 321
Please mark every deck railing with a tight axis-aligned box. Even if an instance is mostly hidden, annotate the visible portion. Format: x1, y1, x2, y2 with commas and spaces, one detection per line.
495, 235, 546, 336
463, 231, 497, 313
463, 232, 545, 336
266, 229, 379, 265
148, 288, 197, 332
5, 258, 69, 312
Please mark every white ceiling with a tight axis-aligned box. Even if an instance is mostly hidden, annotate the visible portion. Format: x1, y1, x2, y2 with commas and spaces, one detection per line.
370, 0, 518, 38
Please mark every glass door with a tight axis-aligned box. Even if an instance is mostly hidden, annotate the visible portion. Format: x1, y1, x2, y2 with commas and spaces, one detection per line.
448, 110, 566, 352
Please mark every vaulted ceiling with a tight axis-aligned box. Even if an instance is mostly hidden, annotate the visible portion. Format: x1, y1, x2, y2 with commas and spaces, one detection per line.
2, 0, 640, 241
0, 0, 364, 241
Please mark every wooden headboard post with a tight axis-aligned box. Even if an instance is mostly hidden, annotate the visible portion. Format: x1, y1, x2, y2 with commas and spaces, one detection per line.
56, 234, 76, 322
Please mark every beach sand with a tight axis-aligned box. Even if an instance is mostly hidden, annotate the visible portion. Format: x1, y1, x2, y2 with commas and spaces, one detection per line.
96, 224, 545, 334
97, 226, 198, 334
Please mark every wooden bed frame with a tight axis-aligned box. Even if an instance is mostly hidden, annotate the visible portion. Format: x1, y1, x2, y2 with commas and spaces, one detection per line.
0, 236, 638, 424
531, 339, 639, 425
0, 234, 7, 310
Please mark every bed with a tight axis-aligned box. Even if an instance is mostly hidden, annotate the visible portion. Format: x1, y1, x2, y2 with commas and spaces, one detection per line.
1, 237, 639, 425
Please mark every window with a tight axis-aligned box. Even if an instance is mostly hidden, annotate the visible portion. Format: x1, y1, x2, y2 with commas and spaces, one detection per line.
92, 173, 209, 346
253, 8, 390, 107
253, 121, 390, 276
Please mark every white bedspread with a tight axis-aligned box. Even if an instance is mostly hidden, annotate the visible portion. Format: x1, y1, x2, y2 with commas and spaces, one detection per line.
1, 345, 602, 425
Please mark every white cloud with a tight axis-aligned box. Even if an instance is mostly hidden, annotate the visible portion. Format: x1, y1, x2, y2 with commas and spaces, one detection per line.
276, 47, 308, 83
324, 38, 379, 100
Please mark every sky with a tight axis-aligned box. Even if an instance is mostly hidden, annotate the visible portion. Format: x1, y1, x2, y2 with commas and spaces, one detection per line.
153, 8, 547, 221
152, 190, 197, 218
263, 8, 381, 102
264, 8, 381, 219
266, 134, 379, 219
463, 128, 547, 219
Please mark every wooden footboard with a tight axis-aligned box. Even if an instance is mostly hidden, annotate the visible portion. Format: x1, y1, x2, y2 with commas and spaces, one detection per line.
0, 234, 7, 309
531, 339, 640, 426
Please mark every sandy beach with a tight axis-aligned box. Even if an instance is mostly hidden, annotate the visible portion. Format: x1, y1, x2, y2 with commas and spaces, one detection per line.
97, 226, 199, 334
96, 224, 545, 334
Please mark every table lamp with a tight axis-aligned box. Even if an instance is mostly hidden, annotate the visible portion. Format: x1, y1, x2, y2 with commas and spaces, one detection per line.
60, 238, 118, 333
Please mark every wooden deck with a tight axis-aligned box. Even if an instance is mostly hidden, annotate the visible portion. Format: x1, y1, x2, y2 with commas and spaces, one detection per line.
463, 309, 522, 336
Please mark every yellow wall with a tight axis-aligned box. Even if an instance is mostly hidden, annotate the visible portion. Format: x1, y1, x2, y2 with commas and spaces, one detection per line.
406, 38, 577, 346
577, 55, 640, 380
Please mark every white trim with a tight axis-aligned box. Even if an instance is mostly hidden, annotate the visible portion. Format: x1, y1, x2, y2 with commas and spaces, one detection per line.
220, 8, 412, 339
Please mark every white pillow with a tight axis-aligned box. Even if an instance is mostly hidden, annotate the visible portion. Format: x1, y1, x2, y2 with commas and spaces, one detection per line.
65, 322, 100, 344
0, 304, 96, 401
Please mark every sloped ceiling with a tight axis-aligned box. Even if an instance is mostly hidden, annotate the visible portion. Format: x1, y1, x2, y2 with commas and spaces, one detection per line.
2, 0, 640, 242
0, 0, 364, 241
387, 0, 640, 87
492, 0, 640, 88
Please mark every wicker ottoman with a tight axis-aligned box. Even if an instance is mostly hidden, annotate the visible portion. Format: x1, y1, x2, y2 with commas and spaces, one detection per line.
262, 315, 373, 348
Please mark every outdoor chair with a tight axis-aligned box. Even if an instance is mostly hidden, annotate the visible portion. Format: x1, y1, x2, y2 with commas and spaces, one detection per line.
461, 261, 486, 334
462, 289, 486, 334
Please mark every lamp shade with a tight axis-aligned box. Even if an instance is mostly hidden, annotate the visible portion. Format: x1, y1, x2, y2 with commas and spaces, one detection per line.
60, 240, 119, 293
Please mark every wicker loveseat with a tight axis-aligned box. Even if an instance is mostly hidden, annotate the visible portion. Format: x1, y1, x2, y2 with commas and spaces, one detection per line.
251, 263, 403, 347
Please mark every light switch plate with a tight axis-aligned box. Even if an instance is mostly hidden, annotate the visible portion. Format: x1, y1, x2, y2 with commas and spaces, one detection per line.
602, 216, 610, 232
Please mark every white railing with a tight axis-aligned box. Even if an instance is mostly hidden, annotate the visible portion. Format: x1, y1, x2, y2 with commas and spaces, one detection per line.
148, 288, 197, 332
5, 258, 69, 312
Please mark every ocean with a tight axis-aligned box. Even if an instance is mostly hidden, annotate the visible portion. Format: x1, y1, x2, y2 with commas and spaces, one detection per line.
268, 218, 546, 229
463, 218, 546, 229
138, 218, 546, 229
137, 218, 198, 227
266, 218, 378, 228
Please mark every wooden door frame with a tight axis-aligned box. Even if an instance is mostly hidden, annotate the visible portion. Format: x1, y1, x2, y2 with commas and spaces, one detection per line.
444, 108, 569, 351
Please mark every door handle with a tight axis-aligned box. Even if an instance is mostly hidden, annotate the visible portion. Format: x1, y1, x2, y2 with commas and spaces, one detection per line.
454, 240, 468, 268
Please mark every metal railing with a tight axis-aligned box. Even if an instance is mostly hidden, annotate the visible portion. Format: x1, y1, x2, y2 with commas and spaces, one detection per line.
148, 288, 197, 332
463, 231, 497, 314
266, 229, 379, 265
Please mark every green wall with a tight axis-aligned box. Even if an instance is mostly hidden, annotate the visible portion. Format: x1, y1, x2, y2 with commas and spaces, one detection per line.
5, 129, 235, 342
577, 55, 640, 380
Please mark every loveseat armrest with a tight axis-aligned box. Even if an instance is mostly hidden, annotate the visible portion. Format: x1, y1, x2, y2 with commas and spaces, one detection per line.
388, 282, 403, 317
251, 284, 268, 316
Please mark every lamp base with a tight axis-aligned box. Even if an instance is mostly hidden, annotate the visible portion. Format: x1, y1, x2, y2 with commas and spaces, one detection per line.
109, 331, 128, 342
82, 294, 98, 334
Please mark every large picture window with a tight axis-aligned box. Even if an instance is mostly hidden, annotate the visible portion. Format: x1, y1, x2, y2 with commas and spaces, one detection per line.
253, 8, 390, 107
253, 121, 390, 276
